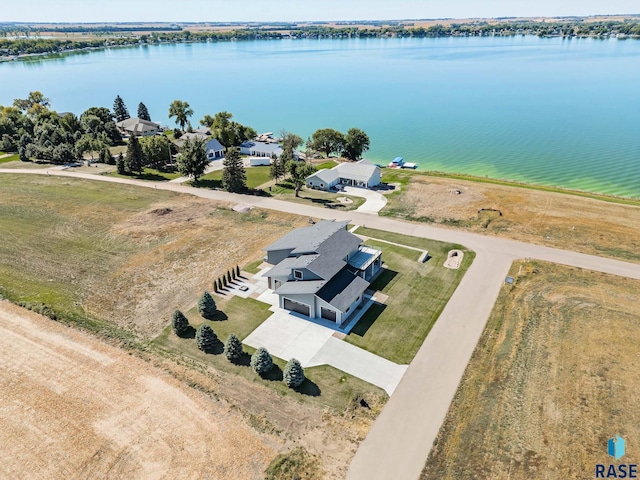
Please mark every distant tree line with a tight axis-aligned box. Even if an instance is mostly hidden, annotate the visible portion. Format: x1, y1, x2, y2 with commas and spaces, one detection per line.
2, 20, 638, 58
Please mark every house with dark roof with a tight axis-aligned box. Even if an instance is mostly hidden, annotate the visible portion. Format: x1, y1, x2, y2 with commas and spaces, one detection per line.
264, 220, 382, 325
306, 159, 381, 190
115, 117, 162, 137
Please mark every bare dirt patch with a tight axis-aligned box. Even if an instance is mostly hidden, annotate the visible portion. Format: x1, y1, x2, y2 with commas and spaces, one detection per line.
0, 301, 277, 480
422, 261, 640, 479
390, 174, 640, 262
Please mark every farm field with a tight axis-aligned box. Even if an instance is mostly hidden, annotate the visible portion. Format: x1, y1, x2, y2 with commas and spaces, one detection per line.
0, 301, 277, 479
421, 260, 640, 479
382, 170, 640, 263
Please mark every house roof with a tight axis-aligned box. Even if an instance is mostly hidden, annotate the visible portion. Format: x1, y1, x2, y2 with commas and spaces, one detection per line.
335, 160, 380, 183
174, 131, 209, 148
205, 138, 224, 152
307, 168, 339, 184
265, 220, 350, 254
240, 141, 283, 155
274, 280, 326, 295
116, 117, 161, 133
266, 255, 319, 278
316, 267, 369, 312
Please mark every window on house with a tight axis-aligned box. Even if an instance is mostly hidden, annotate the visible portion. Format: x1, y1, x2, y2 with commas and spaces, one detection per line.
293, 270, 303, 280
320, 183, 324, 187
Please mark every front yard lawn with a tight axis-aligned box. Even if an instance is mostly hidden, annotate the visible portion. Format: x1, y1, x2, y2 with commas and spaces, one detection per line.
345, 227, 475, 364
198, 166, 272, 190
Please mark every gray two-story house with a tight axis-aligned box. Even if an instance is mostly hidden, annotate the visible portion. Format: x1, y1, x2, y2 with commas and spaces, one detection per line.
264, 220, 382, 325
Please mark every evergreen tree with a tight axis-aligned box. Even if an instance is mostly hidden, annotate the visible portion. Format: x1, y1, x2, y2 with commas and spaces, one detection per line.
171, 309, 190, 337
198, 291, 217, 320
251, 347, 273, 375
227, 270, 232, 283
195, 324, 217, 353
224, 334, 244, 362
125, 134, 145, 174
116, 152, 126, 174
270, 153, 285, 183
236, 265, 241, 277
137, 102, 151, 121
113, 95, 130, 122
176, 137, 209, 181
100, 147, 113, 164
222, 275, 228, 287
283, 358, 306, 388
222, 147, 247, 192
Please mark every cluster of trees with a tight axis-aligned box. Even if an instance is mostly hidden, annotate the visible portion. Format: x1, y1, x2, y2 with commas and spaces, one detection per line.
269, 131, 316, 197
199, 111, 256, 148
309, 127, 370, 161
171, 290, 305, 389
0, 91, 122, 164
213, 266, 241, 292
114, 95, 151, 122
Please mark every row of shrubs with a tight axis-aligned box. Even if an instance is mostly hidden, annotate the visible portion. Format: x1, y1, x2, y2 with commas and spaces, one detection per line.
171, 291, 305, 389
213, 266, 241, 293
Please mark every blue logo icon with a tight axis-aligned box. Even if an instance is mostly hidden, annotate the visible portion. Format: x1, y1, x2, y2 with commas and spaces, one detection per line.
609, 436, 626, 460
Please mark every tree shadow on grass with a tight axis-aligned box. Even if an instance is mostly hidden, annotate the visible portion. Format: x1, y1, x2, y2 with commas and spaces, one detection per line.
205, 338, 225, 355
261, 365, 284, 382
204, 310, 228, 321
179, 325, 197, 339
232, 351, 252, 367
133, 172, 170, 182
368, 269, 397, 291
294, 378, 321, 397
349, 303, 387, 338
194, 178, 223, 189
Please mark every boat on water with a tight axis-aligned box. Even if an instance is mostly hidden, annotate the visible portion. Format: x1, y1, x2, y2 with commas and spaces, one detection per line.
388, 157, 417, 169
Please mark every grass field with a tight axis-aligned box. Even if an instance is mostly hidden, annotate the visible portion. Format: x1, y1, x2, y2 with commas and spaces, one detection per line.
345, 227, 474, 364
381, 169, 640, 263
0, 153, 19, 163
0, 174, 306, 337
422, 260, 640, 479
106, 166, 182, 181
198, 166, 272, 189
271, 180, 366, 211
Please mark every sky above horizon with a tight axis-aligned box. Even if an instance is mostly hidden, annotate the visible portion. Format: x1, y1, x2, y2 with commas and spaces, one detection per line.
2, 0, 640, 23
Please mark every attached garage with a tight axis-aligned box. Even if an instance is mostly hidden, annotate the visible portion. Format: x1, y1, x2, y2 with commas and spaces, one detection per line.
321, 307, 337, 322
283, 298, 310, 317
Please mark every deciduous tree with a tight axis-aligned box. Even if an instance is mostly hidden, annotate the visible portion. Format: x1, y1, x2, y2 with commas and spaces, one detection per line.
283, 358, 305, 388
176, 137, 208, 181
140, 135, 170, 168
251, 347, 273, 375
287, 160, 316, 197
342, 127, 370, 161
222, 147, 247, 192
311, 128, 344, 158
168, 100, 193, 131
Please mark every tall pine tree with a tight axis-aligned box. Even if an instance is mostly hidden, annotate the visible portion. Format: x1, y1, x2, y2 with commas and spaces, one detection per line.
113, 95, 130, 122
198, 291, 217, 320
125, 135, 145, 175
137, 102, 151, 121
222, 147, 247, 193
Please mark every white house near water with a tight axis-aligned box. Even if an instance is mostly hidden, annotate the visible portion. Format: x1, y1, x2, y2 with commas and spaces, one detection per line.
306, 159, 381, 190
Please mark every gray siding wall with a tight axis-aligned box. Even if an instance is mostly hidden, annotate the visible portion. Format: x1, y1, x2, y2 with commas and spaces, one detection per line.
368, 168, 381, 187
267, 249, 293, 265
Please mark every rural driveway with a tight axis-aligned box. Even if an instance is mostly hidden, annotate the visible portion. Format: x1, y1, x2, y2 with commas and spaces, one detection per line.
342, 186, 388, 214
244, 309, 408, 395
3, 169, 640, 479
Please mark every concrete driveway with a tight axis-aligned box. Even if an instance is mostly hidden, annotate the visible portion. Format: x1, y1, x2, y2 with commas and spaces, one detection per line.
243, 308, 408, 395
342, 186, 387, 214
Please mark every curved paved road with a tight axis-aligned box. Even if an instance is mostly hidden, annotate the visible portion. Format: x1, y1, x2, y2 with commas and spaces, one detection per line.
3, 169, 640, 479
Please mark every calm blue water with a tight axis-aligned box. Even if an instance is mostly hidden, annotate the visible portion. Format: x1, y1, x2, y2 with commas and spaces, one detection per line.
1, 36, 639, 197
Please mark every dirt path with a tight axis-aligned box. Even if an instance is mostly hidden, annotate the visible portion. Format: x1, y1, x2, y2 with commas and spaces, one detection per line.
3, 168, 640, 480
0, 301, 277, 480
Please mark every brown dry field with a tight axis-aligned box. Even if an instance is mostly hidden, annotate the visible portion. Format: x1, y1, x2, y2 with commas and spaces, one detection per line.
391, 174, 640, 262
422, 261, 640, 479
0, 301, 278, 479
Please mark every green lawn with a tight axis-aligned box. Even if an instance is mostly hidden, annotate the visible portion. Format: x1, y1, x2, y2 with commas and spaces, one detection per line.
271, 180, 366, 211
153, 294, 387, 411
198, 166, 272, 190
0, 154, 20, 164
314, 160, 338, 170
106, 167, 181, 181
345, 227, 474, 364
244, 258, 265, 274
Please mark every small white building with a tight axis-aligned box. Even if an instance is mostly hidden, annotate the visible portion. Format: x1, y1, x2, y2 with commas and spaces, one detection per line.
205, 138, 224, 160
306, 159, 381, 191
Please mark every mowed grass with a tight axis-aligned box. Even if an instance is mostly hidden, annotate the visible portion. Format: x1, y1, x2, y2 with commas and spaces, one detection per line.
106, 167, 182, 181
153, 294, 387, 412
271, 180, 365, 211
198, 166, 272, 189
345, 227, 474, 364
0, 153, 20, 164
422, 261, 640, 479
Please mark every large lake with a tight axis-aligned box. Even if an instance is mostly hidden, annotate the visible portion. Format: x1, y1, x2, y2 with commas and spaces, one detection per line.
1, 36, 639, 197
